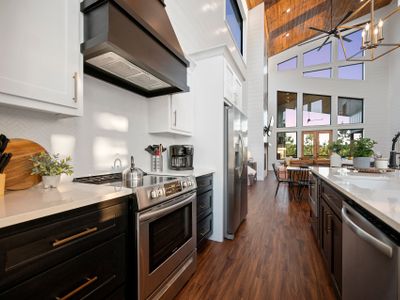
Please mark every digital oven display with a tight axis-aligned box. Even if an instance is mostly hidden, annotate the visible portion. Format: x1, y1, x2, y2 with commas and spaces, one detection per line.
164, 181, 182, 196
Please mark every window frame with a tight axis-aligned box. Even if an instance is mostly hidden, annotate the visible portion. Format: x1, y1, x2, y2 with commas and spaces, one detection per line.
276, 132, 298, 160
337, 96, 364, 125
303, 42, 332, 68
337, 29, 365, 61
277, 91, 298, 129
277, 56, 298, 71
338, 63, 365, 80
225, 0, 244, 55
303, 67, 332, 79
302, 93, 332, 127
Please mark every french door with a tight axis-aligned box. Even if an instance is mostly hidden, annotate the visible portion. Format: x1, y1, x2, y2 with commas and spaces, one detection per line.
302, 130, 332, 159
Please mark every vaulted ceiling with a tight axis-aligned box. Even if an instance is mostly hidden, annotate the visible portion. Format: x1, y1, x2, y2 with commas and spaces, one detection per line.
247, 0, 393, 57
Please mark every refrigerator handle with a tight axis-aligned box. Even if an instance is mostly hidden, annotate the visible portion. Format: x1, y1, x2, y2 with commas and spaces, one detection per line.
341, 207, 393, 258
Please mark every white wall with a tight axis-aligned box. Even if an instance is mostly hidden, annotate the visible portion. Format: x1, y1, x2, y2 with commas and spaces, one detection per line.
267, 5, 396, 169
387, 2, 400, 142
246, 3, 265, 179
165, 0, 248, 78
0, 75, 182, 177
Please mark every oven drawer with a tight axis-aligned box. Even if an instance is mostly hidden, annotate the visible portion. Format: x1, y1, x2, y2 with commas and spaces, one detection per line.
197, 189, 213, 220
197, 213, 213, 246
0, 234, 126, 300
196, 174, 213, 195
0, 200, 128, 289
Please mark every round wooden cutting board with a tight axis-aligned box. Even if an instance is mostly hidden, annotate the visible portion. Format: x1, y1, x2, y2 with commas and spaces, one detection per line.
3, 139, 47, 190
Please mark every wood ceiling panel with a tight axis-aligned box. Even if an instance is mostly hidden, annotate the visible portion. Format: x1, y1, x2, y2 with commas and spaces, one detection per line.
246, 0, 393, 57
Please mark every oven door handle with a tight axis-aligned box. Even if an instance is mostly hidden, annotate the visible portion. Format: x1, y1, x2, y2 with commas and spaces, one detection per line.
139, 192, 196, 222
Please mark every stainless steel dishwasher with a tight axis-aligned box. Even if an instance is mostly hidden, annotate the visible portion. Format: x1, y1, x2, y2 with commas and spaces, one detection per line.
342, 203, 400, 300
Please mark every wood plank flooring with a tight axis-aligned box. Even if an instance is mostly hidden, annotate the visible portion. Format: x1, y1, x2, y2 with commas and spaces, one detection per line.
175, 172, 336, 300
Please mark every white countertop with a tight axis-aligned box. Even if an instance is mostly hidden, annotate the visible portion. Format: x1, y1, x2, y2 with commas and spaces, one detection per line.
145, 168, 215, 178
0, 182, 133, 229
310, 167, 400, 232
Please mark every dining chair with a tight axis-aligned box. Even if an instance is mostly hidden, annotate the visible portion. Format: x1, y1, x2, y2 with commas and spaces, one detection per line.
272, 163, 292, 197
288, 167, 310, 201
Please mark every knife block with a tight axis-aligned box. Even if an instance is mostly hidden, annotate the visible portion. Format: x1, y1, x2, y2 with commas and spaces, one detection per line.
0, 174, 5, 196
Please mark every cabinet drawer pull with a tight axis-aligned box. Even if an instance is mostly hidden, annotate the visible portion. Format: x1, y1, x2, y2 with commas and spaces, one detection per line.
55, 276, 98, 300
72, 72, 78, 103
52, 227, 98, 247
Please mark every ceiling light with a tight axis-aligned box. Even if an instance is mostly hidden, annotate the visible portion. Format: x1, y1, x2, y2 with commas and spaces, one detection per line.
338, 0, 400, 61
286, 8, 291, 13
285, 32, 290, 37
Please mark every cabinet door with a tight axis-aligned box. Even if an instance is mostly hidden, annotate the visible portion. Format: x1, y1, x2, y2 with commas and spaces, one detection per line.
233, 76, 242, 108
224, 62, 234, 102
331, 212, 342, 294
171, 72, 193, 134
0, 0, 82, 112
320, 200, 332, 271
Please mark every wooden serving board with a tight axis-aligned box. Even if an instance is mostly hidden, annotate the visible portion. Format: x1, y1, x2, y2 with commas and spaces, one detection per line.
3, 139, 47, 190
354, 168, 395, 174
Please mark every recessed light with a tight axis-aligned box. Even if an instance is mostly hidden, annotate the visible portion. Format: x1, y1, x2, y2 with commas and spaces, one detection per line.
285, 32, 290, 37
286, 8, 291, 13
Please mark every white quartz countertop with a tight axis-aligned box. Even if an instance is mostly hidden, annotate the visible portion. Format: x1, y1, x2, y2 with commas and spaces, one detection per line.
310, 167, 400, 232
0, 182, 133, 229
145, 168, 215, 178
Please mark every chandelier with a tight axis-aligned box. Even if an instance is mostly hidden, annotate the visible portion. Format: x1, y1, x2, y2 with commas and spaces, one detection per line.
337, 0, 400, 61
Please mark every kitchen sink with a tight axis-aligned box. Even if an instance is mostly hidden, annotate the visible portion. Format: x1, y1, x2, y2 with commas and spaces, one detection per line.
333, 174, 389, 190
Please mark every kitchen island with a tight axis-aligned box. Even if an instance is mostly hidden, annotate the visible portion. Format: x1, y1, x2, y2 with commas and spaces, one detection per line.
310, 167, 400, 300
310, 166, 400, 233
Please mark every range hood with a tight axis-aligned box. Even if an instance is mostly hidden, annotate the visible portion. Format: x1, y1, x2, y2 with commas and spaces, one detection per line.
81, 0, 189, 97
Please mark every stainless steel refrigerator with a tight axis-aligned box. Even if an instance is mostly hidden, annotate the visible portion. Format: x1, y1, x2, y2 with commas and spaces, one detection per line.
224, 104, 248, 240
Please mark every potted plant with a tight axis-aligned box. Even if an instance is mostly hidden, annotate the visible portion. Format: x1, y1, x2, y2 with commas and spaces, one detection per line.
31, 152, 73, 188
351, 138, 377, 169
328, 139, 346, 167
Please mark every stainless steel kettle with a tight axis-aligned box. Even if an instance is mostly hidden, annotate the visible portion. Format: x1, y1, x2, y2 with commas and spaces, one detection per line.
123, 156, 144, 187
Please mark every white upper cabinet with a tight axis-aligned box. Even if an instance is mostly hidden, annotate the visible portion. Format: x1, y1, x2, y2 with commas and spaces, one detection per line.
224, 59, 243, 111
148, 71, 194, 136
0, 0, 83, 116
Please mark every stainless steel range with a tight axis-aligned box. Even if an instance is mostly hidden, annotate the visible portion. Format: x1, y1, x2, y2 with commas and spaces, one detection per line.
74, 173, 197, 300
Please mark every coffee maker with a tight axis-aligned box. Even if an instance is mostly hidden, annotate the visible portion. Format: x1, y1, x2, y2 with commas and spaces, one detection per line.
169, 145, 194, 170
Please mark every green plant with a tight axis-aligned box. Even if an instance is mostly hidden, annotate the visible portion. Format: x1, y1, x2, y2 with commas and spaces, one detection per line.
31, 152, 73, 176
328, 139, 350, 158
351, 138, 377, 158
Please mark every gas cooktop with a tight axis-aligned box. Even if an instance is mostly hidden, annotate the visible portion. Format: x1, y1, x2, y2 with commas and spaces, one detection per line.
73, 173, 197, 211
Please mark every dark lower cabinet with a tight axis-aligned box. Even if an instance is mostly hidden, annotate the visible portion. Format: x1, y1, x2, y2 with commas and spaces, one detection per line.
0, 196, 131, 299
317, 180, 343, 298
196, 174, 213, 250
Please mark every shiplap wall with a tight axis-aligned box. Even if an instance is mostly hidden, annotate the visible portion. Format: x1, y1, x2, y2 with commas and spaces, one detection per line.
246, 3, 265, 179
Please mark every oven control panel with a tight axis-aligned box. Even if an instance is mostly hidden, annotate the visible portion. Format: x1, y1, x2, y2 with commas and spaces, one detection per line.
164, 181, 182, 196
136, 176, 197, 211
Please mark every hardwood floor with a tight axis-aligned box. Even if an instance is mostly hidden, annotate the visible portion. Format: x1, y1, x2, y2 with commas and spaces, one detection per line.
176, 172, 336, 300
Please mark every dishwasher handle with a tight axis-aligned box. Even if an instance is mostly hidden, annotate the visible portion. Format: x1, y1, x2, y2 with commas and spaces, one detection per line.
341, 207, 393, 258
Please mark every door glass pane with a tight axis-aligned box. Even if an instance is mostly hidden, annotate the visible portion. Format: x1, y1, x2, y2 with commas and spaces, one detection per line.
277, 132, 297, 159
149, 204, 192, 272
338, 97, 363, 124
318, 133, 331, 158
277, 91, 297, 128
303, 94, 331, 126
303, 133, 315, 157
303, 42, 332, 67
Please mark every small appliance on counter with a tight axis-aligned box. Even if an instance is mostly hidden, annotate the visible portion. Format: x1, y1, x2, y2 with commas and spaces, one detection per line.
169, 145, 194, 170
145, 144, 166, 172
123, 156, 145, 188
